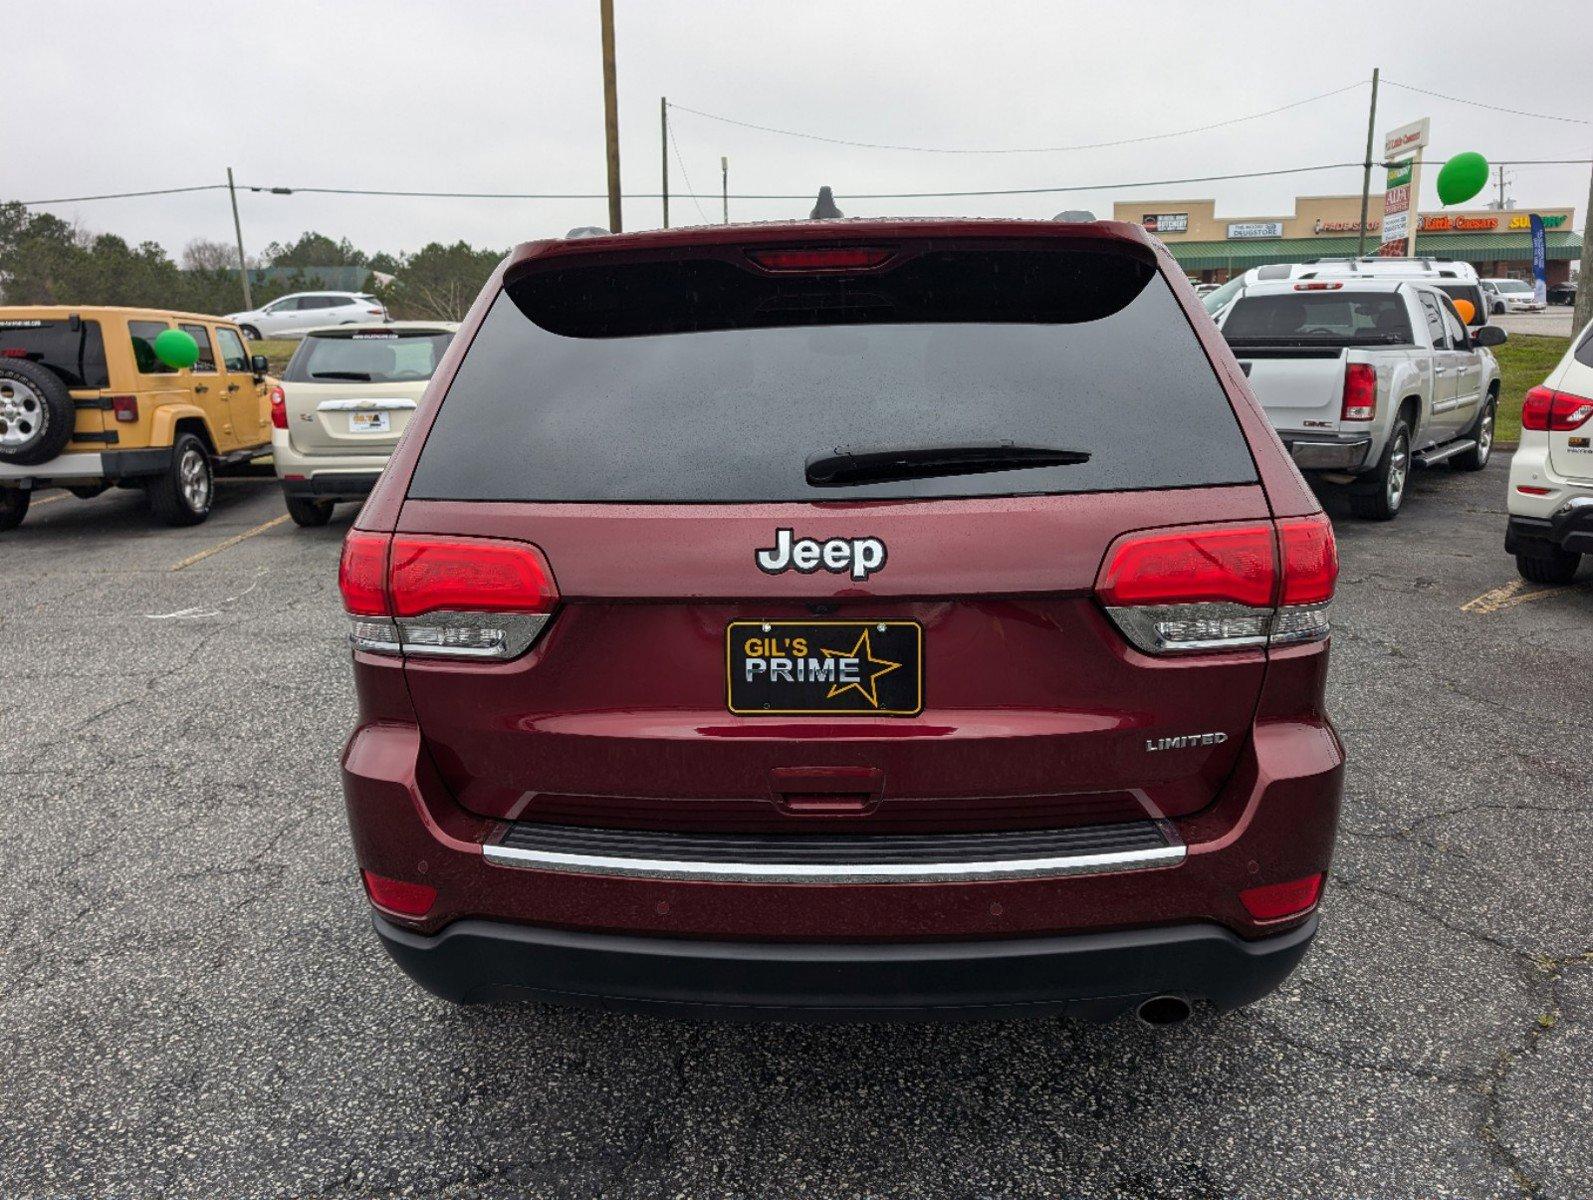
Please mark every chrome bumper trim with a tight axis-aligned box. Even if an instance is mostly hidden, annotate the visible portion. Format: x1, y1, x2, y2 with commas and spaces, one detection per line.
1288, 437, 1373, 471
482, 831, 1187, 884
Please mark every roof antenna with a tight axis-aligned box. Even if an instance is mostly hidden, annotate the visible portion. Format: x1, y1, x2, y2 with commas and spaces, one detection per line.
810, 187, 843, 220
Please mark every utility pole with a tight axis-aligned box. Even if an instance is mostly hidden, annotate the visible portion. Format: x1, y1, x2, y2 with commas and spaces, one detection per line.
1356, 67, 1380, 259
599, 0, 622, 233
226, 168, 252, 311
1575, 162, 1593, 332
721, 156, 729, 225
660, 97, 669, 229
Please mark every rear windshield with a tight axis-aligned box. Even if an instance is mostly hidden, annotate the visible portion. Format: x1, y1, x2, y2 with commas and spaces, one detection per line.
284, 329, 453, 384
0, 318, 109, 388
409, 247, 1258, 503
1435, 283, 1487, 326
1222, 292, 1413, 345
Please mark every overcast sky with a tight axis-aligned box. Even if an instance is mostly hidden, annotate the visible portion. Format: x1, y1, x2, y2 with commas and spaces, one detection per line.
8, 0, 1590, 259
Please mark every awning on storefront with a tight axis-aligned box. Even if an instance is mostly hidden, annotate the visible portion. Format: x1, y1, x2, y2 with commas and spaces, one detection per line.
1162, 230, 1582, 272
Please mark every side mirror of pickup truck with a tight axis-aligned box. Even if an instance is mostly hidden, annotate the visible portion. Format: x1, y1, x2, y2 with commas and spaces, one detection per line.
1472, 325, 1507, 348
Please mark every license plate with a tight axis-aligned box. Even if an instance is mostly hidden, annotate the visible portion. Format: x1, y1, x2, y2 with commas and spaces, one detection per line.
726, 620, 923, 716
349, 412, 390, 433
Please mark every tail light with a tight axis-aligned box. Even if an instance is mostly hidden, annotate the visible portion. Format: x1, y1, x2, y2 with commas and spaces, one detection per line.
269, 385, 287, 430
1521, 386, 1593, 431
109, 395, 139, 423
1240, 873, 1324, 921
360, 869, 436, 918
1341, 363, 1377, 422
1096, 515, 1337, 654
338, 530, 558, 660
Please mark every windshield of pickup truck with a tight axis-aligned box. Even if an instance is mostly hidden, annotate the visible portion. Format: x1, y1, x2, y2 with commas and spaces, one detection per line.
1221, 292, 1413, 344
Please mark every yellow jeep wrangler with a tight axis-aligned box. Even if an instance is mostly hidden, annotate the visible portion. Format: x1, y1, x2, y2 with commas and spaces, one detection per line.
0, 306, 271, 530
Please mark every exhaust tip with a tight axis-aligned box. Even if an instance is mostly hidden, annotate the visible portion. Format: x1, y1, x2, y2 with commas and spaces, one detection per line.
1136, 995, 1192, 1027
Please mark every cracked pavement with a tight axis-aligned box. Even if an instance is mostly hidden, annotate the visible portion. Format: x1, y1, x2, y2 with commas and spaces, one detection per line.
0, 461, 1588, 1199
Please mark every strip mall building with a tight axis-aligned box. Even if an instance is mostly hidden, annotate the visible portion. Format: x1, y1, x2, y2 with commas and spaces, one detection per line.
1113, 195, 1582, 285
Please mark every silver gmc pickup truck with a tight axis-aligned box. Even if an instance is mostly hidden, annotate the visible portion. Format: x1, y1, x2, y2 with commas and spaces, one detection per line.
1218, 278, 1506, 519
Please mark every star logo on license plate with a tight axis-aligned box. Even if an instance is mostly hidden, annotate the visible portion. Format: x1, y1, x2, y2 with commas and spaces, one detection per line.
821, 629, 901, 709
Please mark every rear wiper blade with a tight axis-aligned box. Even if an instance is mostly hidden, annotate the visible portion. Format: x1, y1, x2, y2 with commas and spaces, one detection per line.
805, 440, 1091, 487
311, 370, 372, 380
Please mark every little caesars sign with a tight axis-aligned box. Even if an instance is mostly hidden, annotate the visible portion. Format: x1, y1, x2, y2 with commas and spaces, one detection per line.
1380, 117, 1429, 257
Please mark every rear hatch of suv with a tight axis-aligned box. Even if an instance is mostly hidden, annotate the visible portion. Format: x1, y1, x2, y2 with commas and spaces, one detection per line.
280, 326, 454, 456
384, 230, 1290, 835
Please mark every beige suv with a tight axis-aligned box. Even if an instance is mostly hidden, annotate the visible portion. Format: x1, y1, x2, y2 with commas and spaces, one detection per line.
268, 322, 457, 526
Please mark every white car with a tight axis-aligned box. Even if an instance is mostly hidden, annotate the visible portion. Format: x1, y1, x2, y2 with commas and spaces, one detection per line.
227, 292, 388, 341
268, 322, 457, 526
1505, 317, 1593, 582
1481, 278, 1547, 315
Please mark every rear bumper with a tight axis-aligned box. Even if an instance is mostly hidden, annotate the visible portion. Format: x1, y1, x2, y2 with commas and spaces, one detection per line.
281, 472, 381, 502
1507, 497, 1593, 555
372, 910, 1319, 1019
1282, 435, 1374, 472
0, 447, 171, 485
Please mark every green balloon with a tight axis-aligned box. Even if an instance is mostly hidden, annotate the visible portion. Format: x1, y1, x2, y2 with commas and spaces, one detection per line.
152, 328, 200, 370
1436, 152, 1489, 206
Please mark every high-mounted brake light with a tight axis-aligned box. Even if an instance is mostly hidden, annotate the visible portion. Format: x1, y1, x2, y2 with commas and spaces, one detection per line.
269, 385, 287, 430
1521, 385, 1593, 432
747, 247, 893, 272
1341, 362, 1377, 422
1095, 515, 1336, 655
339, 531, 558, 660
1, 347, 29, 358
1294, 282, 1343, 291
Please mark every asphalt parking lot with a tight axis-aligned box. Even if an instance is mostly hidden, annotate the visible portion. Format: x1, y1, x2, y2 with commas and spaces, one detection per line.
1, 461, 1589, 1200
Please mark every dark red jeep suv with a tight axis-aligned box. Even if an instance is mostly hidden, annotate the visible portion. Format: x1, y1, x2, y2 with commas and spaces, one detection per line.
339, 217, 1342, 1021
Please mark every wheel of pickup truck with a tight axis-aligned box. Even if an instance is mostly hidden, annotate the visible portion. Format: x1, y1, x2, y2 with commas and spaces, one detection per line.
1450, 396, 1495, 472
1348, 419, 1410, 521
148, 433, 214, 526
0, 359, 75, 467
0, 488, 28, 532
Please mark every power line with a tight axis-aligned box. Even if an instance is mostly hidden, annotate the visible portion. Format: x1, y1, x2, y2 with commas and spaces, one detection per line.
1382, 78, 1591, 126
19, 157, 1590, 210
16, 184, 227, 205
260, 162, 1372, 201
666, 114, 711, 223
667, 82, 1367, 155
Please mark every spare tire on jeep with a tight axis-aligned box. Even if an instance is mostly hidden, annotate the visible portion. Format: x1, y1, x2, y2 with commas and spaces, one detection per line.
0, 358, 76, 466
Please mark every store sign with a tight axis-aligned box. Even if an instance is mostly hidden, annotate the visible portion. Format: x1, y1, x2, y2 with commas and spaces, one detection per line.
1227, 221, 1284, 240
1509, 213, 1566, 230
1380, 118, 1429, 257
1141, 213, 1188, 234
1315, 218, 1380, 234
1420, 214, 1499, 232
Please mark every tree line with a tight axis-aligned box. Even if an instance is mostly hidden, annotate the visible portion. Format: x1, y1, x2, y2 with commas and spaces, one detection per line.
0, 201, 504, 321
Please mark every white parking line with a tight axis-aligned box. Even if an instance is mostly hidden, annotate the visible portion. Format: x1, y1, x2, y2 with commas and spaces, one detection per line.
170, 514, 290, 572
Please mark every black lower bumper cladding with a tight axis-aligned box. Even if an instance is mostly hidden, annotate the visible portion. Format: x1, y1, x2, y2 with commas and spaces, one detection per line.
372, 912, 1318, 1021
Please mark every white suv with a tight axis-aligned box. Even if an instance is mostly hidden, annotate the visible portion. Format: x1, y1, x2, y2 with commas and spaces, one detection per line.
1205, 259, 1490, 331
1505, 316, 1593, 583
227, 292, 388, 341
